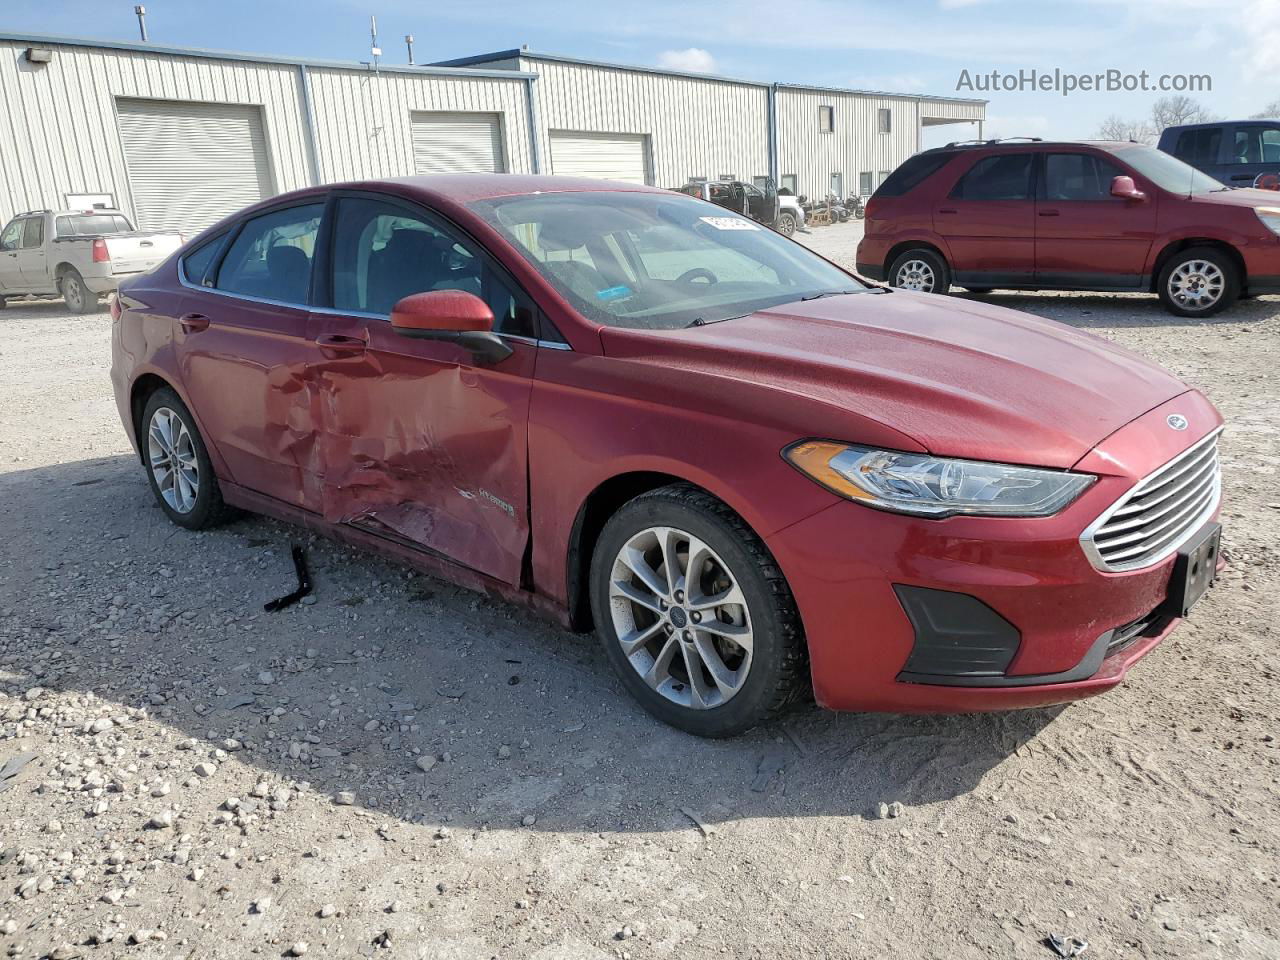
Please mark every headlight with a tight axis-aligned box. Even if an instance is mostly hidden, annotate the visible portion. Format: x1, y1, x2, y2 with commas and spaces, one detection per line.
1255, 207, 1280, 237
783, 441, 1095, 518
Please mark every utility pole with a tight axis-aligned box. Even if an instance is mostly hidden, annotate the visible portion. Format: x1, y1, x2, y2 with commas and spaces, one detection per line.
405, 34, 415, 65
369, 15, 381, 73
134, 5, 148, 42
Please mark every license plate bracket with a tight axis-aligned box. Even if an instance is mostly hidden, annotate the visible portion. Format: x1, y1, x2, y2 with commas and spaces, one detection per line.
1160, 522, 1221, 619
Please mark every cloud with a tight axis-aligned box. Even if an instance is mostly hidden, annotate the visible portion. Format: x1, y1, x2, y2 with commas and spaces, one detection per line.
1242, 0, 1280, 76
656, 47, 718, 73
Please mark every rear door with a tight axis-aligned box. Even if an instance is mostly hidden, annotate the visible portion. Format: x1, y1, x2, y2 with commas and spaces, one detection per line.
934, 152, 1036, 285
305, 192, 537, 585
1222, 123, 1280, 186
1034, 150, 1157, 289
17, 216, 49, 288
173, 200, 327, 510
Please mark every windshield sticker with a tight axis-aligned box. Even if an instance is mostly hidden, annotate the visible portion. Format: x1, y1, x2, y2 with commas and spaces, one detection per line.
596, 285, 633, 301
699, 216, 761, 231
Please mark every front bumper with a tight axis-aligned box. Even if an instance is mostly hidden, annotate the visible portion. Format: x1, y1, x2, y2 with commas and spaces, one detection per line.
765, 392, 1224, 713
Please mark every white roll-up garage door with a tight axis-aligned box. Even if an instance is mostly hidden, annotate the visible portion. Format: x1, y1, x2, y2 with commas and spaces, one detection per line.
411, 113, 506, 174
549, 132, 649, 184
116, 99, 274, 234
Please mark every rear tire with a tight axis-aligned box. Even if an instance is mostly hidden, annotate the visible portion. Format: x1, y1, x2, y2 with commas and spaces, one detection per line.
61, 269, 99, 315
139, 387, 234, 530
589, 484, 809, 738
1157, 246, 1239, 317
889, 248, 951, 295
776, 211, 798, 237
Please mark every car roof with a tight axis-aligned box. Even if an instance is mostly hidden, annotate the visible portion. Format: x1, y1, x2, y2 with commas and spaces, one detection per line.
1163, 119, 1275, 132
922, 139, 1152, 156
344, 173, 670, 204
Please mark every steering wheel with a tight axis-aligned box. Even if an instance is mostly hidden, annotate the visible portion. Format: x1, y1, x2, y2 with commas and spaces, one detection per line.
675, 267, 719, 285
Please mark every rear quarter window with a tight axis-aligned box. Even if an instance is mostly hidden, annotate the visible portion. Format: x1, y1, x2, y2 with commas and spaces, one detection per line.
180, 233, 228, 286
874, 153, 954, 198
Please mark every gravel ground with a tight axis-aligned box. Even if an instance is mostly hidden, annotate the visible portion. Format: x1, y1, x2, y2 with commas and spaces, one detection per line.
1, 232, 1278, 960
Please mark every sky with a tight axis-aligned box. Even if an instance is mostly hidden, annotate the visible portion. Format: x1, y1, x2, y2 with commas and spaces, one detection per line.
6, 0, 1278, 148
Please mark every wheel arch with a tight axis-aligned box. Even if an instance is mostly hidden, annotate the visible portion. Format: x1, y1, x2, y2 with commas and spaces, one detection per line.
564, 470, 792, 634
1148, 238, 1245, 293
884, 239, 948, 277
128, 372, 177, 463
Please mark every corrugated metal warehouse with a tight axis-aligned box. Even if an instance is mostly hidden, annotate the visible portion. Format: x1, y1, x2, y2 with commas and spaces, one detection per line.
0, 32, 984, 232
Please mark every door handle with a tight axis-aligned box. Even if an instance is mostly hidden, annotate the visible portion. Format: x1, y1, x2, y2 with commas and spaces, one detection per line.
179, 313, 210, 333
315, 333, 367, 358
937, 207, 958, 214
1230, 173, 1254, 181
1038, 209, 1061, 216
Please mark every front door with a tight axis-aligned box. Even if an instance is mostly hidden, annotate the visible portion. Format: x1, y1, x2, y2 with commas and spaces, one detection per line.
1035, 151, 1158, 288
934, 151, 1036, 285
0, 219, 28, 293
306, 193, 537, 586
174, 201, 327, 511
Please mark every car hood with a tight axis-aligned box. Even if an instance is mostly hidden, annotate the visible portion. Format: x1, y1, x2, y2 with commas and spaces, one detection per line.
598, 290, 1190, 469
1193, 187, 1280, 209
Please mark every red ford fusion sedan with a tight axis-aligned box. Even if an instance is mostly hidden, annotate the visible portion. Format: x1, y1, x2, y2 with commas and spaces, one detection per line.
110, 175, 1224, 737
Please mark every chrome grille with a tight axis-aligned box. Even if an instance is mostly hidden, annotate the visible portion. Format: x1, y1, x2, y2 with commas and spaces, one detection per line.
1081, 429, 1222, 572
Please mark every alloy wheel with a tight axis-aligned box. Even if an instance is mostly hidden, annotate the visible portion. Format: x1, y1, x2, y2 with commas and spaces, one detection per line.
607, 525, 753, 710
63, 276, 85, 312
895, 259, 935, 292
147, 406, 200, 513
1167, 259, 1225, 311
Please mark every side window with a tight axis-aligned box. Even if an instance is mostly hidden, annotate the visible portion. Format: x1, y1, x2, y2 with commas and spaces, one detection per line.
215, 204, 323, 304
1043, 153, 1126, 201
1175, 128, 1220, 166
878, 108, 892, 134
0, 220, 20, 251
21, 217, 44, 248
950, 153, 1034, 201
181, 233, 227, 286
329, 196, 535, 337
1232, 127, 1280, 164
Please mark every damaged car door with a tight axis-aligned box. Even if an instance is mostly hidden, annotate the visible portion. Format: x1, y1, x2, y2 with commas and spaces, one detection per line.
306, 193, 537, 585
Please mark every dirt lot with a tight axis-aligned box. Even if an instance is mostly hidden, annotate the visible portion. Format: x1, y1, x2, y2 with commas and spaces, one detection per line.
2, 224, 1278, 960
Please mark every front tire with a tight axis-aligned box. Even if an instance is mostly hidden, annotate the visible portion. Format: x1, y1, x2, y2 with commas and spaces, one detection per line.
776, 211, 798, 237
888, 248, 951, 295
1157, 247, 1239, 317
61, 269, 99, 314
140, 387, 233, 530
589, 484, 808, 738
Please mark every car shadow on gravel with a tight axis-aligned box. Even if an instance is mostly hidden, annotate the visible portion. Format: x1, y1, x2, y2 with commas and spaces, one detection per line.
957, 291, 1280, 328
4, 454, 1063, 835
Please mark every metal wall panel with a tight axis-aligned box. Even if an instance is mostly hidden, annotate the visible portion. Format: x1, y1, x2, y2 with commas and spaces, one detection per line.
0, 40, 310, 230
522, 58, 769, 188
305, 68, 531, 183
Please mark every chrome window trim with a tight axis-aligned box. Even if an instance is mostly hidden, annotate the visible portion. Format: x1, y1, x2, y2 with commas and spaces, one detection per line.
1079, 427, 1223, 573
177, 273, 573, 350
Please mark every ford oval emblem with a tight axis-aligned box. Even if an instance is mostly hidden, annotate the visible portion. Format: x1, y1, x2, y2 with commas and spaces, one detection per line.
1167, 414, 1189, 431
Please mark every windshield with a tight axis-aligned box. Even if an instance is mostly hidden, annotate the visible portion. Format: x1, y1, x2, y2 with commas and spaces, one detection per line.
468, 191, 866, 329
1117, 145, 1225, 195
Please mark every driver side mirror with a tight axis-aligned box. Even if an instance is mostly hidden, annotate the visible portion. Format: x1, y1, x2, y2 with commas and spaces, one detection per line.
390, 290, 513, 365
1110, 175, 1147, 201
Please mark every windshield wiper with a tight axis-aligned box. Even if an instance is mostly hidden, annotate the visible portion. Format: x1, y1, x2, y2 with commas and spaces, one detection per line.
684, 313, 753, 328
800, 289, 860, 301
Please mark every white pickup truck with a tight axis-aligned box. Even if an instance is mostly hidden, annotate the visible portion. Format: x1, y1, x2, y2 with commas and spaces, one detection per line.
0, 209, 183, 313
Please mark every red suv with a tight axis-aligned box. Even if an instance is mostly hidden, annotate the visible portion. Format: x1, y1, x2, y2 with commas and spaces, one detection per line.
112, 175, 1223, 737
857, 138, 1280, 316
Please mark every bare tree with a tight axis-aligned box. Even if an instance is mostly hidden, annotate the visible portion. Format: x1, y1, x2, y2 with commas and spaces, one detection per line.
1149, 95, 1217, 130
1095, 114, 1154, 145
1251, 99, 1280, 119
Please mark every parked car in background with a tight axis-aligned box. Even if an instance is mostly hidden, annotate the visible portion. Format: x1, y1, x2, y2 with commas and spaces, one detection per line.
0, 209, 183, 313
857, 138, 1280, 316
1159, 120, 1280, 188
112, 174, 1223, 737
676, 178, 801, 236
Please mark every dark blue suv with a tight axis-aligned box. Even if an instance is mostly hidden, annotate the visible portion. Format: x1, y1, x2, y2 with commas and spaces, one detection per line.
1159, 120, 1280, 187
